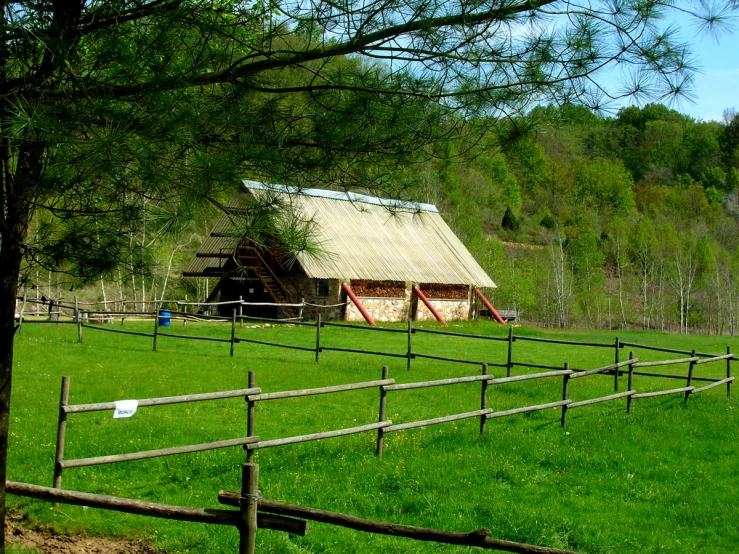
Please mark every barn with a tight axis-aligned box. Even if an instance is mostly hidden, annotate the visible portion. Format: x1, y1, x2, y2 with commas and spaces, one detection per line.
184, 181, 500, 324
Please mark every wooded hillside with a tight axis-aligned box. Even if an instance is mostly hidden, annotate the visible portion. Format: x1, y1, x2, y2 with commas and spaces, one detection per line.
433, 104, 739, 334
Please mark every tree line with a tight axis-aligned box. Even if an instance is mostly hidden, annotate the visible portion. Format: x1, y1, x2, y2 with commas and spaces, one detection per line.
434, 104, 739, 334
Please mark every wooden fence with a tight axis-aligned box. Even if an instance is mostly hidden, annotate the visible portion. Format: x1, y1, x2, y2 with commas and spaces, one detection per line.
52, 348, 734, 491
16, 298, 738, 393
7, 462, 582, 554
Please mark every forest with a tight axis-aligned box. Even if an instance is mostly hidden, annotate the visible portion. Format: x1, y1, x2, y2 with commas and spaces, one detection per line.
25, 103, 739, 336
437, 103, 739, 334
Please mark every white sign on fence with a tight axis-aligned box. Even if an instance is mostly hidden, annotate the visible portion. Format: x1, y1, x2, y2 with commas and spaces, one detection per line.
113, 400, 138, 419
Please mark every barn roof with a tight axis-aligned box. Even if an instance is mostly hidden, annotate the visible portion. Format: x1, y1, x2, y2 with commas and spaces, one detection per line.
184, 181, 496, 288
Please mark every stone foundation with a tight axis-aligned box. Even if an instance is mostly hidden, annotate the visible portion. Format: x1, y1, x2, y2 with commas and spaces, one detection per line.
416, 299, 470, 322
345, 297, 411, 323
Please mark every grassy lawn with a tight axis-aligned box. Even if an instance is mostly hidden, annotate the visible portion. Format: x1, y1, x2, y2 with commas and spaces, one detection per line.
7, 319, 739, 553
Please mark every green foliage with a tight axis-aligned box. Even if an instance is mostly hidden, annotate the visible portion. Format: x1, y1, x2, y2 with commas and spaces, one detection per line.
575, 159, 635, 215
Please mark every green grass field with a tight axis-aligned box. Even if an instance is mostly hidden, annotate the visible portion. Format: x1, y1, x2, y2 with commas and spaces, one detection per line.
7, 319, 739, 553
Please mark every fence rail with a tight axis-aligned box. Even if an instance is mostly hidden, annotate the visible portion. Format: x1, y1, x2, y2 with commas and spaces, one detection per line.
51, 349, 733, 489
17, 297, 737, 386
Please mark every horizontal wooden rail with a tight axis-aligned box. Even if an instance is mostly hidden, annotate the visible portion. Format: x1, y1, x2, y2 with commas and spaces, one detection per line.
158, 332, 231, 343
618, 341, 720, 359
412, 328, 509, 341
492, 370, 572, 385
320, 346, 408, 359
487, 400, 571, 419
247, 421, 392, 450
60, 436, 261, 468
65, 387, 261, 414
568, 390, 636, 409
631, 371, 720, 382
691, 377, 735, 394
22, 320, 75, 325
81, 324, 153, 338
695, 354, 735, 365
248, 380, 395, 402
236, 337, 315, 352
382, 374, 493, 392
321, 322, 406, 333
510, 362, 579, 372
411, 353, 502, 366
569, 359, 637, 379
631, 386, 695, 399
632, 357, 698, 368
385, 409, 493, 433
217, 493, 581, 554
6, 481, 306, 535
512, 335, 612, 348
237, 314, 310, 325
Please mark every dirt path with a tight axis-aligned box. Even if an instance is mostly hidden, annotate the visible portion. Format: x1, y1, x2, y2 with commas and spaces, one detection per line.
6, 514, 160, 553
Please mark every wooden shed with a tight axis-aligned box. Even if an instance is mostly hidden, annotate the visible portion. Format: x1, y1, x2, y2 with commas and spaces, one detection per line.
184, 181, 497, 323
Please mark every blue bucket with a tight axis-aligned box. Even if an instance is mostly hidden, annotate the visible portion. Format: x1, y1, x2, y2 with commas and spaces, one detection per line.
158, 309, 171, 327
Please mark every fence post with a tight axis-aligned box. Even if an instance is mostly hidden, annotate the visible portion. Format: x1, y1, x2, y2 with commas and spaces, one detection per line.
239, 296, 243, 328
18, 294, 26, 333
75, 296, 82, 343
560, 362, 570, 428
53, 376, 70, 499
684, 349, 696, 403
246, 371, 256, 464
315, 314, 321, 363
231, 310, 236, 357
506, 326, 513, 377
480, 363, 488, 435
376, 366, 388, 457
627, 351, 634, 414
613, 336, 620, 391
152, 304, 159, 352
406, 320, 413, 371
727, 346, 732, 399
121, 300, 126, 325
239, 463, 259, 554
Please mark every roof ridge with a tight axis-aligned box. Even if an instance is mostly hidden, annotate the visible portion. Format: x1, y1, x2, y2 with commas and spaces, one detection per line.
242, 180, 438, 213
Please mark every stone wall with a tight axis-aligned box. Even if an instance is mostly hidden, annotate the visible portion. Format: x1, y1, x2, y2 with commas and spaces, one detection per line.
416, 299, 470, 322
284, 274, 473, 322
345, 296, 411, 323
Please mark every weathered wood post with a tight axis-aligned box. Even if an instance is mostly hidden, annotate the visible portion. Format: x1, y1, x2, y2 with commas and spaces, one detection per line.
231, 310, 237, 357
239, 463, 259, 554
121, 300, 126, 325
506, 326, 513, 377
560, 362, 570, 428
18, 293, 26, 333
684, 349, 696, 403
727, 346, 732, 398
246, 371, 256, 464
376, 366, 389, 457
239, 296, 244, 328
406, 320, 413, 371
53, 376, 70, 499
75, 296, 82, 343
480, 363, 488, 434
613, 336, 620, 391
152, 304, 159, 352
315, 314, 321, 363
627, 351, 634, 414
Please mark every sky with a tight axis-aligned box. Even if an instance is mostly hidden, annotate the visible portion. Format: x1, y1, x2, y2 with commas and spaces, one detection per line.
675, 22, 739, 122
629, 15, 739, 122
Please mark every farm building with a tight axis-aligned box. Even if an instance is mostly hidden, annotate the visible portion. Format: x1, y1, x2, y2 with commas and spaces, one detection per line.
183, 181, 501, 324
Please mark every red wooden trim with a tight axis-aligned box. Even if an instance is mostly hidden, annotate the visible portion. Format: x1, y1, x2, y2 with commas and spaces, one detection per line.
342, 283, 376, 326
413, 286, 447, 326
474, 288, 506, 325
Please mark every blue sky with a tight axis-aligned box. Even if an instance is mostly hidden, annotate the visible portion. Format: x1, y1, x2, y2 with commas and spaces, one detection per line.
683, 26, 739, 122
626, 15, 739, 122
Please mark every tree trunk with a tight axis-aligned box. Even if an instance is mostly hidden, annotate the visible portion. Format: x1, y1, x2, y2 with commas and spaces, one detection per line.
0, 141, 41, 553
